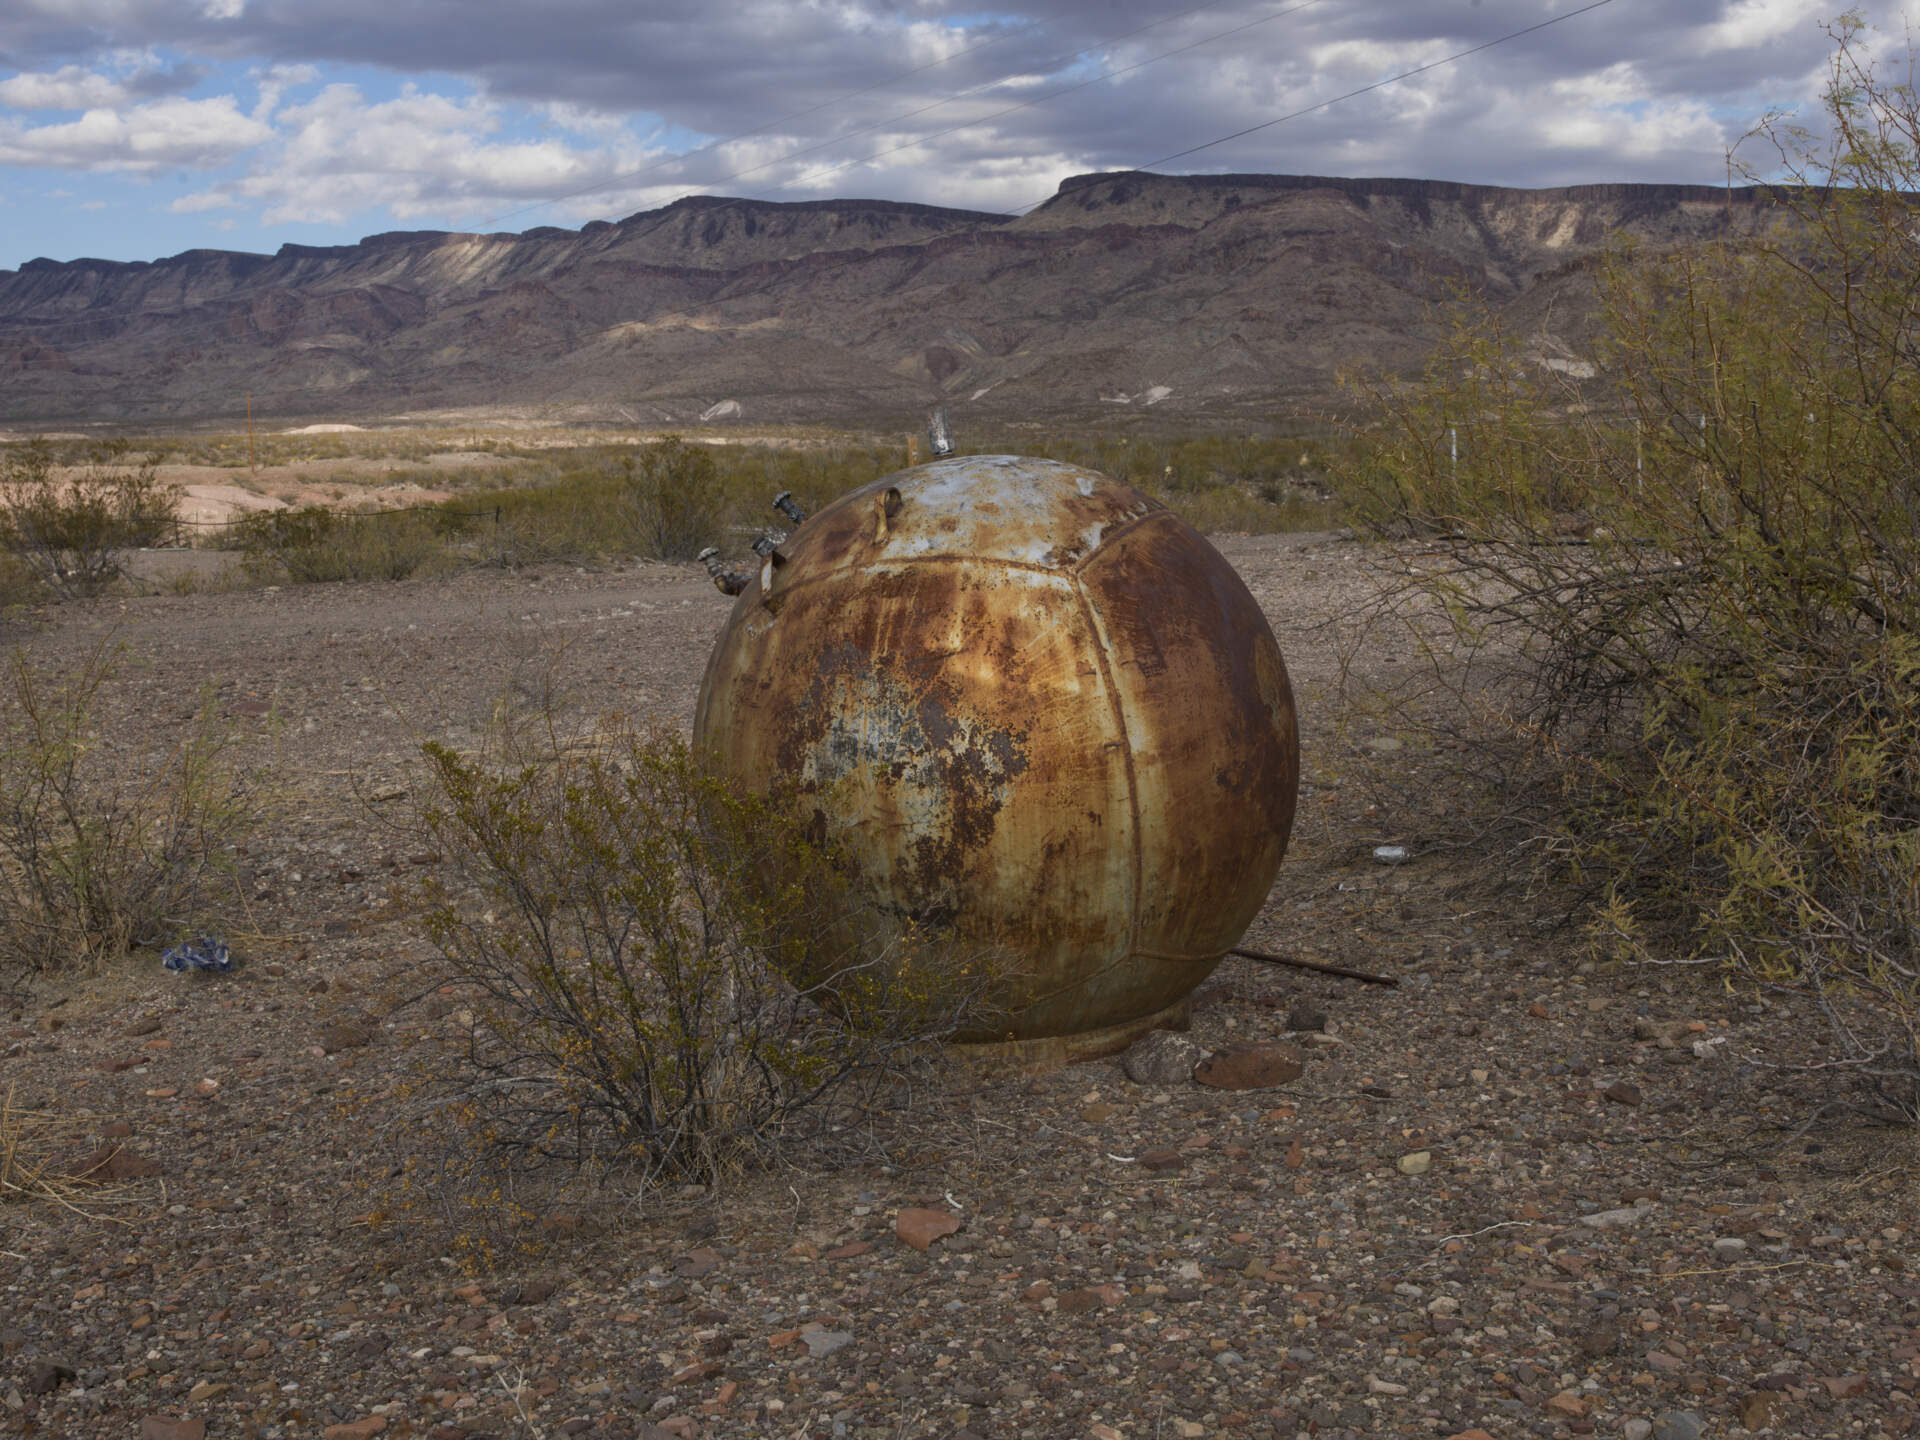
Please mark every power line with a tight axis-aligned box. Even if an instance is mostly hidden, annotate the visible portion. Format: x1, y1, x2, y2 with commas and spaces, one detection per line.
1007, 0, 1621, 214
481, 0, 1260, 229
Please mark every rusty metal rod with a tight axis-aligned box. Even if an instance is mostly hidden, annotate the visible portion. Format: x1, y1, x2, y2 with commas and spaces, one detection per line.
1228, 946, 1399, 987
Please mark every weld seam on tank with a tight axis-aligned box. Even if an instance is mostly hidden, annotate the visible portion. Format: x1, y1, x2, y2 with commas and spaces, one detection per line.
1068, 576, 1146, 953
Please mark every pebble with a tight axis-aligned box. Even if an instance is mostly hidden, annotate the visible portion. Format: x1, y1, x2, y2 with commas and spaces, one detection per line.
1285, 1002, 1327, 1033
1602, 1080, 1643, 1105
1712, 1237, 1748, 1257
1397, 1150, 1432, 1175
1579, 1205, 1656, 1231
802, 1330, 853, 1359
1650, 1411, 1703, 1440
140, 1419, 206, 1440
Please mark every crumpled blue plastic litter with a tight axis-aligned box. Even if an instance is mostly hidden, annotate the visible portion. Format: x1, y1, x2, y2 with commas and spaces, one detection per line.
161, 936, 232, 973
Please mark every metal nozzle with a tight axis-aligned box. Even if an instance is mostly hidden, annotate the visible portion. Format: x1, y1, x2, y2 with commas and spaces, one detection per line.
698, 545, 751, 597
751, 533, 781, 560
929, 407, 954, 458
772, 491, 807, 526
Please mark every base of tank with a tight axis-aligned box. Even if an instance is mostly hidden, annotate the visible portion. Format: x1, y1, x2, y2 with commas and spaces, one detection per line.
946, 995, 1193, 1075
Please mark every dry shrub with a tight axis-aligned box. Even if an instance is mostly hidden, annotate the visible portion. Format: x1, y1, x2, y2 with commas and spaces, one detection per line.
233, 504, 452, 584
0, 641, 254, 984
0, 440, 177, 599
402, 715, 998, 1210
1343, 20, 1920, 1122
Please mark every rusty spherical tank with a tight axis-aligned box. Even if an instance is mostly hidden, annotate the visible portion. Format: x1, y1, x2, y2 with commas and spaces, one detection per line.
693, 454, 1298, 1052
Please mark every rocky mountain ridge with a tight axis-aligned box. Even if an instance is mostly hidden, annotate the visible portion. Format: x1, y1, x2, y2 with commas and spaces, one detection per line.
0, 171, 1791, 428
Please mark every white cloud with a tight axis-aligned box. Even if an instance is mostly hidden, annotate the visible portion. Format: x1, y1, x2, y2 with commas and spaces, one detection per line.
0, 65, 134, 110
218, 83, 656, 224
203, 0, 246, 18
0, 95, 272, 172
1698, 0, 1823, 53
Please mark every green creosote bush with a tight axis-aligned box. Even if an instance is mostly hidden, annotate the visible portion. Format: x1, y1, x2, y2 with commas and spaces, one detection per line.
0, 641, 254, 986
1344, 16, 1920, 1121
0, 440, 179, 599
233, 504, 454, 584
408, 716, 1000, 1195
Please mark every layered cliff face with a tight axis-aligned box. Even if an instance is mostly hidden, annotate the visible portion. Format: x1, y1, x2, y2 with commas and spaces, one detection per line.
0, 174, 1789, 427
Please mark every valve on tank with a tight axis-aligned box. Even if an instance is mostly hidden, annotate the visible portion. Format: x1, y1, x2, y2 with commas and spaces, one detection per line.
697, 546, 751, 597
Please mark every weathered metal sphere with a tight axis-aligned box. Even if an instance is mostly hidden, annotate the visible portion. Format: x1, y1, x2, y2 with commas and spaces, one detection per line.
694, 454, 1298, 1054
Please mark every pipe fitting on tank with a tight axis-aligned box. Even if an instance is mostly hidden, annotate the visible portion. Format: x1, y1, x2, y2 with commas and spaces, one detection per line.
872, 485, 903, 544
772, 491, 807, 526
697, 546, 751, 597
929, 407, 954, 458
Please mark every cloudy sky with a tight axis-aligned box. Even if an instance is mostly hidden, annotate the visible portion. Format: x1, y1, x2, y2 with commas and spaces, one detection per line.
0, 0, 1899, 270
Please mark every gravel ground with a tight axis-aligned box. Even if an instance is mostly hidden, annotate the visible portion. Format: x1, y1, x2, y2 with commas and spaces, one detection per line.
1, 533, 1915, 1440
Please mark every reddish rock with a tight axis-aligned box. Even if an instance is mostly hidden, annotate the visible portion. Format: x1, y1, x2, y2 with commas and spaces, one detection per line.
894, 1207, 961, 1251
1824, 1374, 1868, 1398
824, 1241, 875, 1260
322, 1417, 388, 1440
1056, 1288, 1102, 1314
674, 1247, 722, 1278
1603, 1080, 1643, 1105
68, 1145, 162, 1183
1193, 1042, 1305, 1090
1139, 1147, 1185, 1173
141, 1419, 207, 1440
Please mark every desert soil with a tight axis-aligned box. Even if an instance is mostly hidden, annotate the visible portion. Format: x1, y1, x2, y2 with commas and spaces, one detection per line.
0, 532, 1914, 1440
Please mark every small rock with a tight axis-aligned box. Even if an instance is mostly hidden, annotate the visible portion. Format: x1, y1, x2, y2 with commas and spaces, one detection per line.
1446, 1432, 1498, 1440
1367, 1376, 1408, 1395
1633, 1017, 1694, 1049
102, 1120, 133, 1139
1651, 1411, 1704, 1440
1285, 1002, 1327, 1033
321, 1418, 388, 1440
186, 1381, 228, 1402
1138, 1147, 1185, 1173
1823, 1373, 1868, 1399
674, 1248, 722, 1279
22, 1362, 73, 1396
894, 1207, 961, 1251
1121, 1029, 1201, 1086
1646, 1351, 1686, 1373
801, 1330, 853, 1359
125, 1017, 162, 1037
140, 1419, 207, 1440
70, 1144, 164, 1184
1056, 1288, 1103, 1315
1623, 1422, 1653, 1440
1193, 1041, 1305, 1090
1397, 1150, 1432, 1176
1545, 1391, 1586, 1416
1580, 1205, 1656, 1231
1081, 1101, 1118, 1125
823, 1241, 874, 1261
317, 1020, 373, 1053
1602, 1080, 1643, 1105
1713, 1237, 1749, 1258
1741, 1392, 1779, 1429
